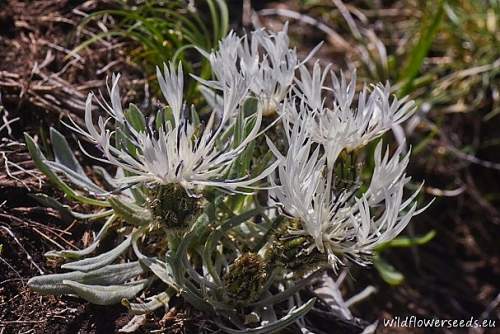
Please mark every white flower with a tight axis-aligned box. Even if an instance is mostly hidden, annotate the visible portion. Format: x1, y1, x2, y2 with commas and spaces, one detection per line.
198, 24, 321, 116
250, 25, 298, 110
269, 114, 424, 269
197, 31, 244, 91
68, 62, 278, 196
294, 69, 416, 165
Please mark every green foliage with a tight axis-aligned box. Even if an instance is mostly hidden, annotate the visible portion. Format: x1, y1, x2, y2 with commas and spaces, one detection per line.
373, 255, 405, 286
24, 131, 109, 207
398, 0, 445, 96
376, 230, 436, 252
310, 0, 499, 111
75, 0, 229, 99
24, 7, 439, 331
374, 230, 436, 285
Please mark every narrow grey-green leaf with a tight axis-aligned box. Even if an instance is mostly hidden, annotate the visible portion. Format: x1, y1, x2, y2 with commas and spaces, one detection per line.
180, 287, 214, 314
109, 196, 151, 225
50, 127, 84, 175
62, 278, 150, 305
218, 298, 316, 334
49, 128, 106, 195
94, 166, 146, 205
45, 215, 116, 260
28, 261, 144, 295
29, 193, 74, 223
24, 133, 109, 207
47, 161, 106, 195
62, 237, 131, 272
139, 257, 176, 287
122, 291, 170, 315
30, 193, 113, 222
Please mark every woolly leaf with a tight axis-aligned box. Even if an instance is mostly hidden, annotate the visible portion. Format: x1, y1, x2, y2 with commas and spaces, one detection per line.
28, 261, 145, 295
217, 298, 316, 334
122, 291, 171, 315
50, 128, 84, 175
24, 133, 108, 207
49, 128, 106, 195
61, 237, 132, 272
109, 196, 152, 225
62, 278, 150, 305
45, 215, 116, 260
30, 193, 113, 222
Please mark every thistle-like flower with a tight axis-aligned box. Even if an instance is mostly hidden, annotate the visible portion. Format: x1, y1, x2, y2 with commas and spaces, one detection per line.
295, 66, 416, 164
198, 24, 320, 116
269, 110, 424, 269
68, 62, 278, 196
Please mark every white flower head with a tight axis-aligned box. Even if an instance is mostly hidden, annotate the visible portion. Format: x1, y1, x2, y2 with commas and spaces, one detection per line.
269, 113, 425, 269
294, 68, 416, 165
198, 24, 321, 116
68, 62, 277, 196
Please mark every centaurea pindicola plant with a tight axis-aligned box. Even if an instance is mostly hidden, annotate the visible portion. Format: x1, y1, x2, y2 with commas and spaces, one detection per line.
27, 25, 429, 333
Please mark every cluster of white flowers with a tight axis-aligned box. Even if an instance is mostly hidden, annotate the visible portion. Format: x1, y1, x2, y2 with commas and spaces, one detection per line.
71, 25, 426, 267
269, 114, 423, 268
197, 23, 320, 116
289, 62, 415, 165
269, 61, 426, 268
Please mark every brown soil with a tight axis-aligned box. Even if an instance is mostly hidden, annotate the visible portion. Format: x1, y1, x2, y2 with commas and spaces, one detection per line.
0, 1, 154, 333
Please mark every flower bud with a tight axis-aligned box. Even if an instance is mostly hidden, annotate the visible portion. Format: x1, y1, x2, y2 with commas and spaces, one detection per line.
222, 253, 267, 304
